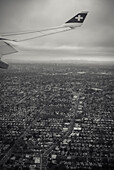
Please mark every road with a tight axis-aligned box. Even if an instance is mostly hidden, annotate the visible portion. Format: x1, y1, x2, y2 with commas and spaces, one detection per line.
40, 92, 81, 170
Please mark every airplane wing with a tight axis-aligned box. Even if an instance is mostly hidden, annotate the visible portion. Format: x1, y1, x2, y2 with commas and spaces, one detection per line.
0, 41, 17, 69
0, 11, 88, 69
1, 26, 71, 42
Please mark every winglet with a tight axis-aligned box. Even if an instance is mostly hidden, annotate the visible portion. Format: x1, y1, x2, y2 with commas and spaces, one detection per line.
66, 11, 88, 23
64, 11, 88, 29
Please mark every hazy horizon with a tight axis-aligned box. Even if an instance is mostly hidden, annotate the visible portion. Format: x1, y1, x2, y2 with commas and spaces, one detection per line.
6, 58, 114, 66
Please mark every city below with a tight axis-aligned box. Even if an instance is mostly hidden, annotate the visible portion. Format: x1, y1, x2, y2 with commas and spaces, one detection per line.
0, 63, 114, 170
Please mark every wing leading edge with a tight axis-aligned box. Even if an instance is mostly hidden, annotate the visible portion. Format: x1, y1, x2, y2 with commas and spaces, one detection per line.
0, 11, 88, 69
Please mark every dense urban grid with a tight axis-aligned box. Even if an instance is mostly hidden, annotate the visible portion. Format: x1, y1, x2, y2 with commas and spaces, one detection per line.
0, 63, 114, 170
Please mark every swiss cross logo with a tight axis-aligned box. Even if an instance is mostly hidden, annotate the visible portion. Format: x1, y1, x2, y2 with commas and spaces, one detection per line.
75, 15, 83, 21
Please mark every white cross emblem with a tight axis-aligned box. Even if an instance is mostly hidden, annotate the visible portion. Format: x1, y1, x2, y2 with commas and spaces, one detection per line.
75, 15, 83, 21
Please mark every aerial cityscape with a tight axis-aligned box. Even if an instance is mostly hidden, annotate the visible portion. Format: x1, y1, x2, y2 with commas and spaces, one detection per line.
0, 0, 114, 169
0, 63, 114, 170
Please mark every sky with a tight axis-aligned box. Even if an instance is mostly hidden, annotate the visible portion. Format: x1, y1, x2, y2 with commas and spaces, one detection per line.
0, 0, 114, 63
